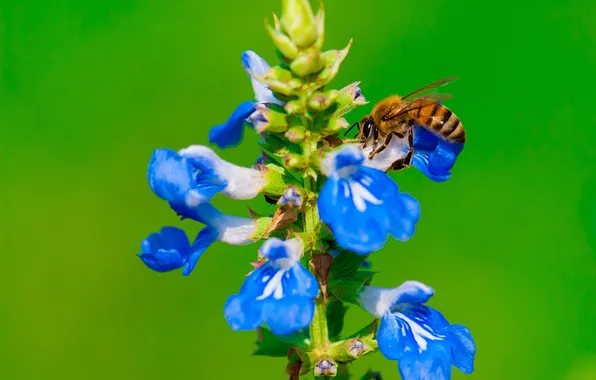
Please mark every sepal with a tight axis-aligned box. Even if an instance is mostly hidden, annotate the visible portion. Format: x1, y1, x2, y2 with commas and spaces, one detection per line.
334, 82, 368, 117
312, 40, 352, 88
260, 163, 300, 196
249, 216, 276, 240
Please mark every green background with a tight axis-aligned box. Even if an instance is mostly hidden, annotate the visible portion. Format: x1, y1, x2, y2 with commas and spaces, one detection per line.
2, 0, 595, 379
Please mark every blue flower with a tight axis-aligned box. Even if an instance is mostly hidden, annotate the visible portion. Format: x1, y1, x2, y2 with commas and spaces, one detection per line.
209, 51, 283, 149
224, 238, 319, 336
278, 186, 303, 207
318, 145, 421, 255
138, 226, 218, 276
359, 281, 476, 380
148, 145, 266, 208
411, 126, 464, 182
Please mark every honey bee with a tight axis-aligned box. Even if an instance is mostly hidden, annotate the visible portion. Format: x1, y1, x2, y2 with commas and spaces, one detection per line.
347, 76, 465, 170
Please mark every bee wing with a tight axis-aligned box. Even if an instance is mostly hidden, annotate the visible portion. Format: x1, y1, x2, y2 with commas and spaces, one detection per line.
384, 93, 454, 120
401, 76, 459, 101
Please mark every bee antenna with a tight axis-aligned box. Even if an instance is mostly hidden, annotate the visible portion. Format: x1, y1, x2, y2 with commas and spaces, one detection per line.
344, 121, 359, 137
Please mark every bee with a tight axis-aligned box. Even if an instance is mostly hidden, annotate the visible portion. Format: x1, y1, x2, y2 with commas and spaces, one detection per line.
347, 76, 465, 170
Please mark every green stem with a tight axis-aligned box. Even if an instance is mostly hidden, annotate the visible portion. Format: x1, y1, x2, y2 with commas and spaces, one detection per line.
311, 297, 329, 351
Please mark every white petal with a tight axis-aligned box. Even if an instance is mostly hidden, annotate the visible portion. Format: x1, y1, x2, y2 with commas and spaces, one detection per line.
361, 135, 410, 172
214, 214, 256, 245
178, 145, 267, 200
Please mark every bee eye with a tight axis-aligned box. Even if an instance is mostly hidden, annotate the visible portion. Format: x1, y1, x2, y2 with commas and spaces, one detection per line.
362, 120, 372, 136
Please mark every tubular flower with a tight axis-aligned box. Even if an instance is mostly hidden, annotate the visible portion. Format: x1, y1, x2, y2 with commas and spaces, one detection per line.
224, 238, 319, 336
318, 145, 421, 254
359, 281, 476, 380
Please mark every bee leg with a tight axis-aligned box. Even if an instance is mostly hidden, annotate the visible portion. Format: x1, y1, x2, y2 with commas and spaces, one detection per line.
369, 132, 397, 159
389, 130, 414, 171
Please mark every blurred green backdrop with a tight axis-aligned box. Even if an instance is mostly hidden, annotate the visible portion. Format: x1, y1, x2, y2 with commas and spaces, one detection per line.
1, 0, 595, 379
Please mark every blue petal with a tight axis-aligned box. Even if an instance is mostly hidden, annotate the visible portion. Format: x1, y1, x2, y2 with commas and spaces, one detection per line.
398, 344, 452, 380
170, 202, 223, 226
445, 324, 476, 374
208, 101, 256, 149
182, 227, 219, 276
260, 238, 291, 261
412, 126, 464, 182
137, 249, 184, 272
377, 305, 449, 361
138, 227, 191, 272
225, 260, 319, 335
241, 51, 279, 104
263, 296, 315, 335
318, 166, 420, 254
390, 281, 435, 307
147, 149, 195, 203
224, 294, 264, 331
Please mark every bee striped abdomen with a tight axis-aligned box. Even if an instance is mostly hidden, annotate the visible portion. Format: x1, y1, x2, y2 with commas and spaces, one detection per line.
413, 103, 466, 143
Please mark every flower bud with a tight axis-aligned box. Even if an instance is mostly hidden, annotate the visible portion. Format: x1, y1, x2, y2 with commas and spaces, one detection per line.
285, 125, 307, 143
265, 17, 299, 60
307, 90, 339, 111
283, 153, 309, 170
290, 50, 324, 77
325, 117, 349, 135
280, 0, 318, 48
284, 99, 306, 115
250, 104, 288, 133
252, 66, 301, 97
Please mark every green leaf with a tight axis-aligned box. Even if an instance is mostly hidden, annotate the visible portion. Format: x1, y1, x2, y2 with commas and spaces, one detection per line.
326, 300, 347, 341
328, 270, 376, 304
329, 250, 369, 279
252, 327, 309, 358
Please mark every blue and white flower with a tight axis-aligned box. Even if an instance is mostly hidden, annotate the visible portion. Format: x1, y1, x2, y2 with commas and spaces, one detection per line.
139, 203, 257, 276
148, 145, 267, 208
318, 145, 421, 255
361, 127, 463, 182
359, 281, 476, 380
138, 226, 218, 276
224, 238, 319, 336
209, 51, 283, 149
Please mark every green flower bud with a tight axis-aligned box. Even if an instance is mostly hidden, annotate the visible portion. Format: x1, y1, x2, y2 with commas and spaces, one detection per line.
290, 50, 324, 77
285, 125, 307, 143
325, 117, 349, 135
252, 66, 301, 97
283, 153, 309, 170
313, 40, 352, 88
280, 0, 318, 48
265, 18, 299, 60
284, 99, 306, 115
307, 90, 339, 111
251, 104, 288, 133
